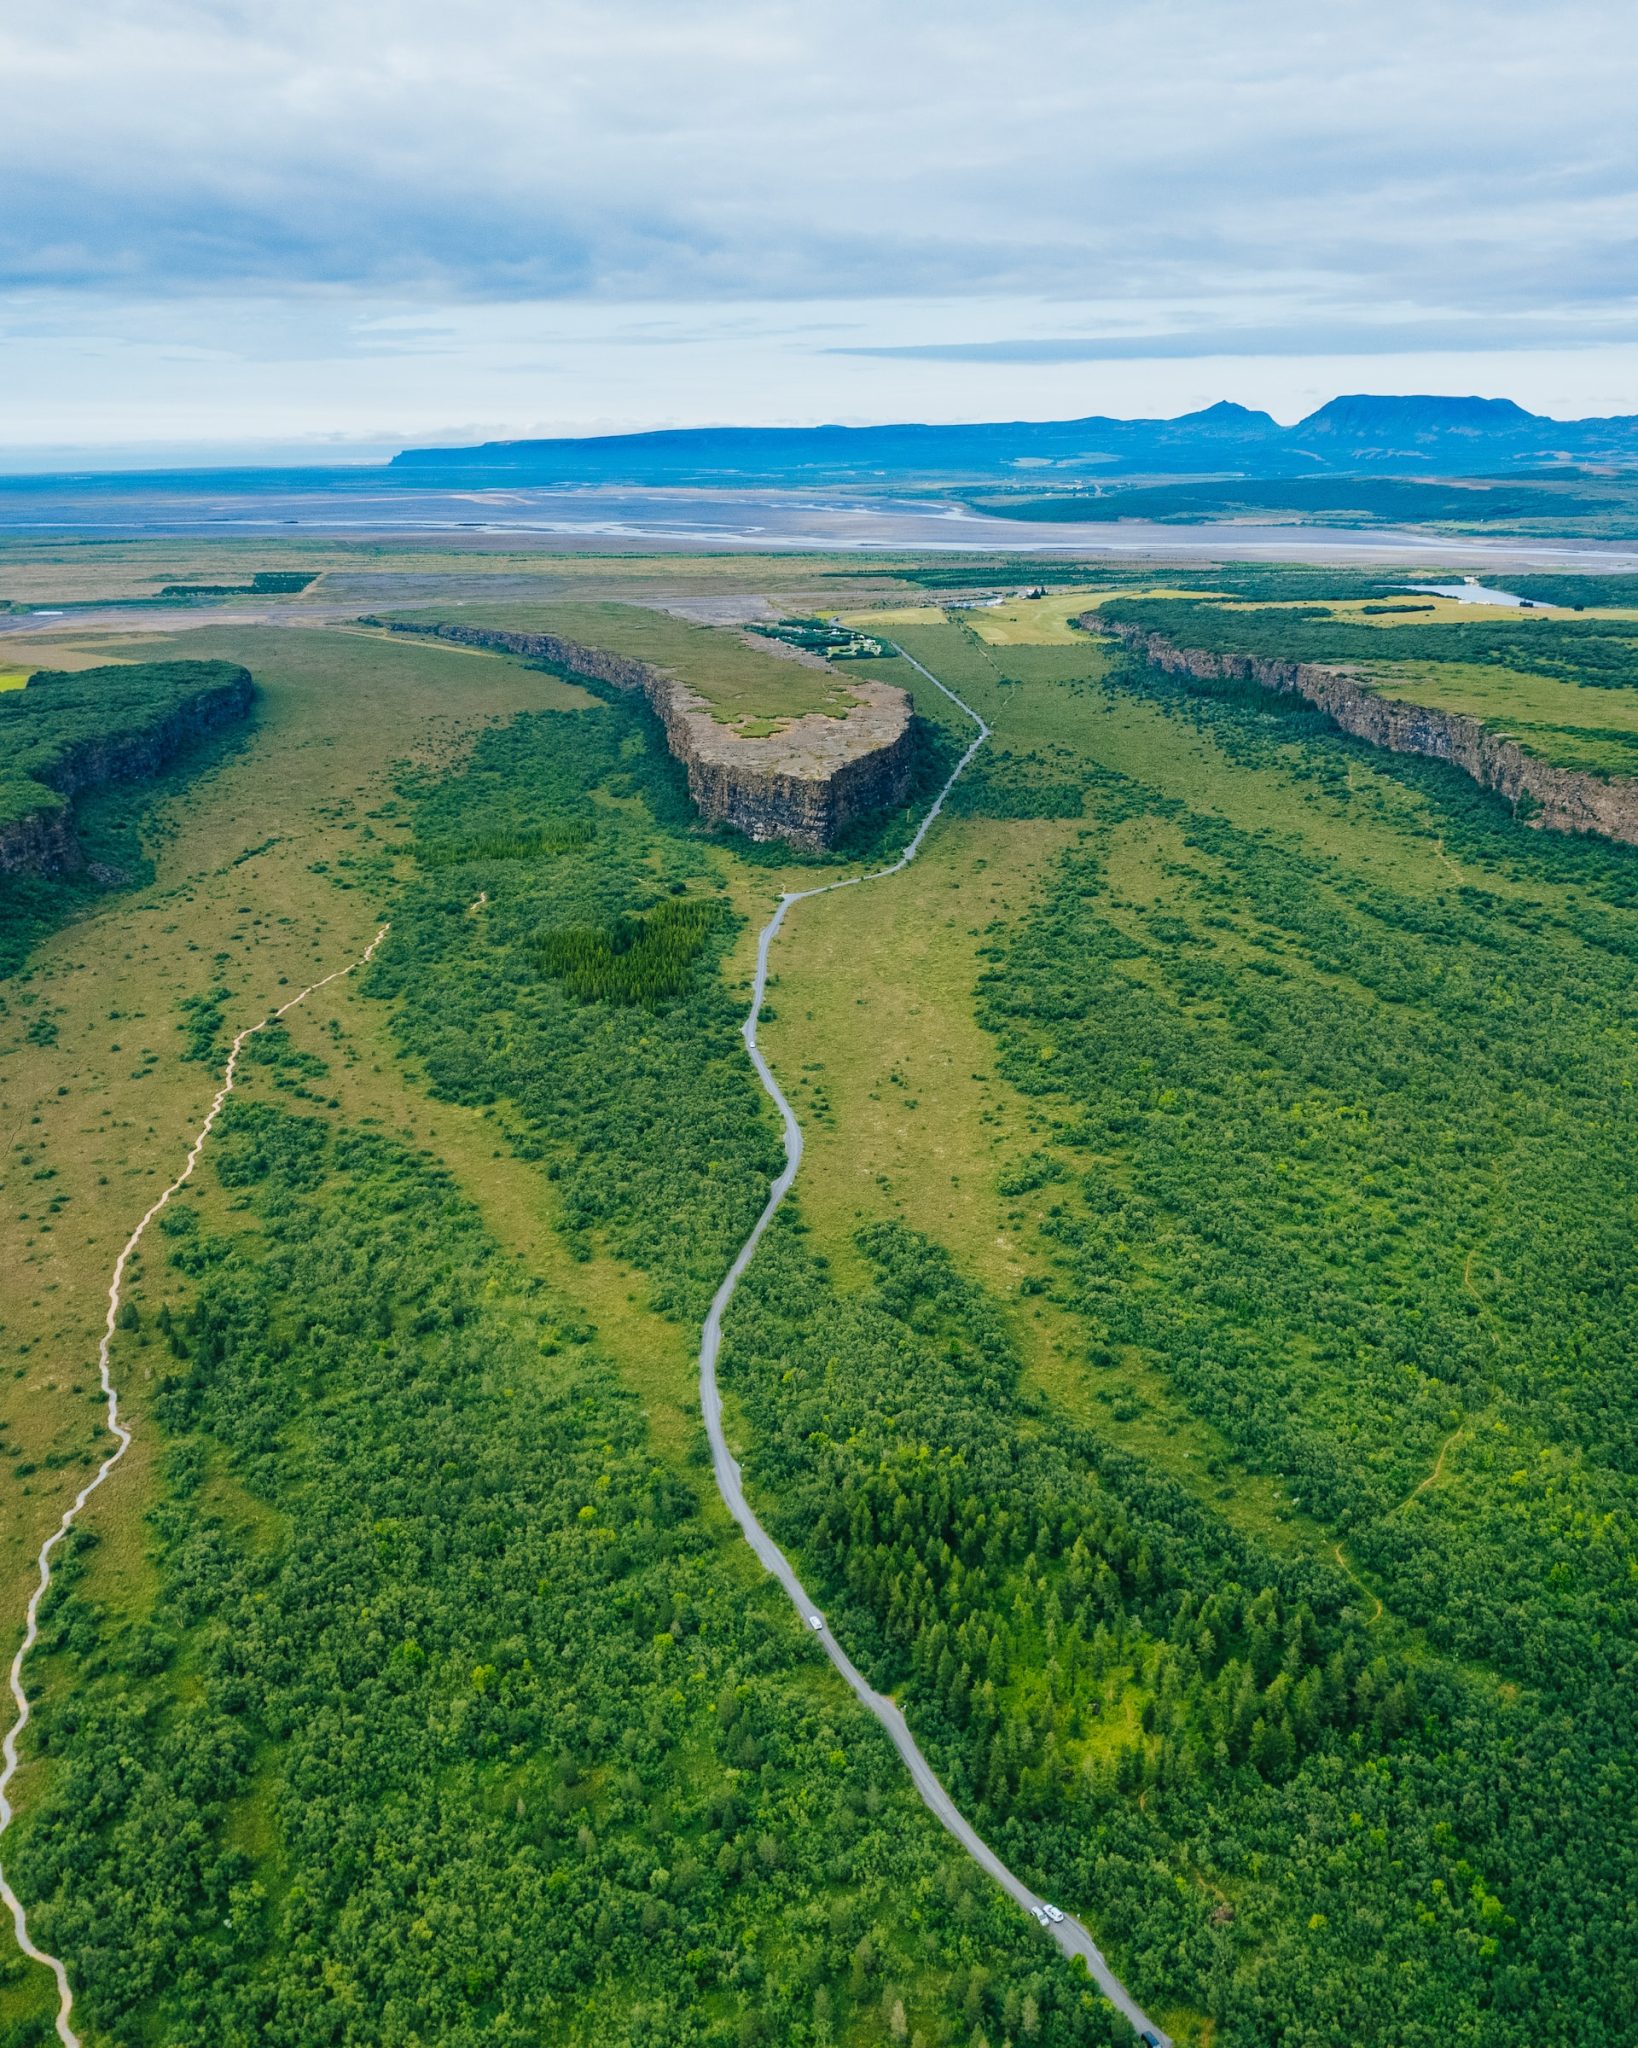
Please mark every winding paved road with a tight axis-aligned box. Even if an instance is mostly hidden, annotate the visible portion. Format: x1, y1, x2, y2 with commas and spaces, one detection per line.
2, 653, 1170, 2044
698, 645, 1170, 2046
0, 928, 389, 2048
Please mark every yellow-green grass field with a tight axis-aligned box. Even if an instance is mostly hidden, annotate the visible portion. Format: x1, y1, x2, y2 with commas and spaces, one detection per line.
390, 597, 860, 728
849, 587, 1202, 646
0, 626, 592, 1643
0, 536, 927, 612
1362, 658, 1638, 775
784, 614, 1467, 1593
0, 639, 148, 680
965, 584, 1201, 643
804, 610, 1620, 1658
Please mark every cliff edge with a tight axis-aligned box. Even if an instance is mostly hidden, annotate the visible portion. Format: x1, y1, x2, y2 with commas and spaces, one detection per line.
1081, 615, 1638, 847
0, 660, 255, 877
381, 620, 915, 852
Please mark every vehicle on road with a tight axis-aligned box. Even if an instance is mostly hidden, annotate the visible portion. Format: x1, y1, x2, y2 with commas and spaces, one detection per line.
1029, 1905, 1050, 1926
807, 1614, 823, 1632
1042, 1904, 1064, 1924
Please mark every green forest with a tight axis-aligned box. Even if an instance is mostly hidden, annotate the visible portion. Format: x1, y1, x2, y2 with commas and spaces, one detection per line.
8, 597, 1637, 2045
0, 661, 251, 829
0, 659, 254, 974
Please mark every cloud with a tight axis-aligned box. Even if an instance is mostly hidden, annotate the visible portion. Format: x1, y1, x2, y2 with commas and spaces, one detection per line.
3, 0, 1635, 325
833, 310, 1638, 363
4, 1, 1636, 449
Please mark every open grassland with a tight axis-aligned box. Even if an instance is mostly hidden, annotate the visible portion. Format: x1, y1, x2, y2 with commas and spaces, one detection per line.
0, 641, 150, 674
0, 624, 588, 1635
964, 588, 1202, 645
0, 537, 923, 615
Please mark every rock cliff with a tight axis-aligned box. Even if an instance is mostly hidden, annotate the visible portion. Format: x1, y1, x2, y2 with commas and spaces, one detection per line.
1082, 615, 1638, 846
0, 663, 255, 877
382, 620, 915, 851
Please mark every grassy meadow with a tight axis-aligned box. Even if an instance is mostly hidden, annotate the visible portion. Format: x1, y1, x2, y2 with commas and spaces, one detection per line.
0, 625, 586, 1635
4, 552, 1638, 2047
385, 598, 861, 729
1089, 587, 1638, 784
0, 608, 1106, 2048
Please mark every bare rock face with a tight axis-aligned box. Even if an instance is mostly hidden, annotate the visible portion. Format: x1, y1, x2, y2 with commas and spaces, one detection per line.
1083, 615, 1638, 847
386, 621, 915, 851
0, 666, 255, 877
0, 803, 79, 876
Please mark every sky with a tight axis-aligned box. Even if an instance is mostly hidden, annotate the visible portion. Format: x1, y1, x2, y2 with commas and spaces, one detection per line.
3, 0, 1637, 464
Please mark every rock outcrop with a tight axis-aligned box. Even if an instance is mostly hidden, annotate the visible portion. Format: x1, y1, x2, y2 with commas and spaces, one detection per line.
1082, 615, 1638, 847
0, 803, 81, 876
0, 664, 254, 877
383, 620, 915, 851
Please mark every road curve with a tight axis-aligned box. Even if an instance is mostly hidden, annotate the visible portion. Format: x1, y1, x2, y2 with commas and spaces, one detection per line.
0, 927, 390, 2048
698, 645, 1170, 2046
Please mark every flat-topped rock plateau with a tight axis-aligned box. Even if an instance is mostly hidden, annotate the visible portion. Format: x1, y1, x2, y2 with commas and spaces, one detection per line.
381, 618, 915, 851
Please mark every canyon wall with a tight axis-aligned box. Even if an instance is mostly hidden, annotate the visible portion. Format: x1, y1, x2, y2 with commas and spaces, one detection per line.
382, 620, 915, 851
1083, 615, 1638, 846
0, 665, 255, 877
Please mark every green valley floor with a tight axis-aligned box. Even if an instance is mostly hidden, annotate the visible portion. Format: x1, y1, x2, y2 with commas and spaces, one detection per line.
2, 554, 1636, 2048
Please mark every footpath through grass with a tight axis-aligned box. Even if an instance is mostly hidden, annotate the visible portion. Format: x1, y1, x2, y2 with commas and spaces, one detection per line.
1, 629, 1112, 2048
9, 582, 1638, 2046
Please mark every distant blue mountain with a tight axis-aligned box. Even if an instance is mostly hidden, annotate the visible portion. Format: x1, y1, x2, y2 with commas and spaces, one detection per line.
389, 394, 1638, 486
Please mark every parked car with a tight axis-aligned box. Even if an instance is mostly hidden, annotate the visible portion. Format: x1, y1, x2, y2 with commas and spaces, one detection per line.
1043, 1904, 1064, 1924
807, 1614, 824, 1632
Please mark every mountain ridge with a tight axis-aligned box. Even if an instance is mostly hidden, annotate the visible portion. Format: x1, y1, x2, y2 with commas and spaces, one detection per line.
389, 393, 1638, 486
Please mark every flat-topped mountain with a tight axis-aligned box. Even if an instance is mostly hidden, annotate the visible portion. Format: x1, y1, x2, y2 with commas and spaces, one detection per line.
376, 608, 914, 851
389, 394, 1638, 486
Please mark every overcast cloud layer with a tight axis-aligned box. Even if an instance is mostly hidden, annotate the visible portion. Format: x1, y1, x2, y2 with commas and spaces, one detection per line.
4, 0, 1636, 454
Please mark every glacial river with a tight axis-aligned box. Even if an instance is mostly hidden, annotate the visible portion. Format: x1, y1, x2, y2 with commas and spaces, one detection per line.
1, 470, 1636, 569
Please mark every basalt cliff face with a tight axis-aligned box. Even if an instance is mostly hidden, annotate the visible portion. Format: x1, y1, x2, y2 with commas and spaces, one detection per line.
384, 620, 915, 851
0, 666, 255, 877
1082, 615, 1638, 847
